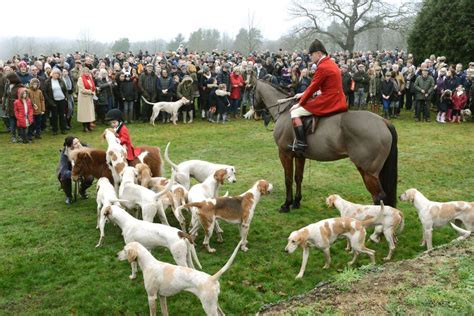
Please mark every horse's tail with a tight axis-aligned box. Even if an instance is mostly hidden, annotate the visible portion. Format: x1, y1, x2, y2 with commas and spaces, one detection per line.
380, 122, 398, 207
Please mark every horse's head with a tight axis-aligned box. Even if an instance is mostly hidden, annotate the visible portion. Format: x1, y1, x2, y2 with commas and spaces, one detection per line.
71, 150, 93, 181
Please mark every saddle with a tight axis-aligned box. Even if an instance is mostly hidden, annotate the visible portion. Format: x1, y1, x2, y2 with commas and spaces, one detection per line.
302, 115, 319, 135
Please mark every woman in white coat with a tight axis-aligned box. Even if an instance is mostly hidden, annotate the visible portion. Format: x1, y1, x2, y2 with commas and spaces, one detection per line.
77, 67, 96, 132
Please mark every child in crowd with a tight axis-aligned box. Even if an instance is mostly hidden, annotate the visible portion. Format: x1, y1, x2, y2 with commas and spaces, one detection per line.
14, 88, 34, 143
451, 85, 468, 123
28, 78, 45, 139
104, 109, 140, 162
214, 83, 231, 123
437, 90, 451, 123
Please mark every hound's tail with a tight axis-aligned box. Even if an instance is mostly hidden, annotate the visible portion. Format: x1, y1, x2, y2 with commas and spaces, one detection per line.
450, 222, 472, 240
210, 240, 242, 281
141, 96, 155, 105
178, 231, 202, 269
361, 201, 385, 228
397, 210, 405, 234
164, 142, 180, 171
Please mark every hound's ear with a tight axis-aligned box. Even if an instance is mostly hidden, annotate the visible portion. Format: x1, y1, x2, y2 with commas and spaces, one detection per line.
215, 169, 227, 184
298, 229, 310, 247
257, 180, 269, 195
127, 247, 138, 263
103, 206, 112, 217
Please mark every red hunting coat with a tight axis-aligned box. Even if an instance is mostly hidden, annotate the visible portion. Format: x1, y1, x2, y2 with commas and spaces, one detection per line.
116, 123, 140, 161
299, 56, 347, 116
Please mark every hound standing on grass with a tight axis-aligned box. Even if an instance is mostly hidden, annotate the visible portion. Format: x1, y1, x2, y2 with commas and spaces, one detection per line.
118, 240, 242, 316
103, 128, 128, 192
143, 96, 189, 126
99, 205, 201, 275
326, 194, 404, 260
400, 188, 474, 250
285, 207, 382, 279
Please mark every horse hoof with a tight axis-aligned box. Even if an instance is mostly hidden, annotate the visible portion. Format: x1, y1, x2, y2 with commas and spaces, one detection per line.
279, 205, 290, 213
291, 202, 301, 209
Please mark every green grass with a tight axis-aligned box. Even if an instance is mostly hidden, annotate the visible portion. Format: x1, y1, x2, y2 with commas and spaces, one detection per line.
0, 110, 473, 315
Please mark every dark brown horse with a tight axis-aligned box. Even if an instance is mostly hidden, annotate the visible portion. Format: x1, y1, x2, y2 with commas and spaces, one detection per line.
69, 146, 163, 183
254, 80, 398, 212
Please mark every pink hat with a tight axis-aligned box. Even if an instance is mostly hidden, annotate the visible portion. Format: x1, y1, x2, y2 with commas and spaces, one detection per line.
18, 61, 28, 68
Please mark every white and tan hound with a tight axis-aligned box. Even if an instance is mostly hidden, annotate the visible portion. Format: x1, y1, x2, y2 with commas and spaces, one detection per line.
182, 180, 272, 253
326, 194, 404, 260
285, 213, 380, 279
400, 188, 474, 250
117, 240, 241, 316
144, 96, 190, 126
95, 177, 123, 232
103, 128, 128, 192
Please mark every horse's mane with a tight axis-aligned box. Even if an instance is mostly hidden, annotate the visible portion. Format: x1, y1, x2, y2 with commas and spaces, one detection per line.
69, 147, 106, 162
258, 78, 294, 97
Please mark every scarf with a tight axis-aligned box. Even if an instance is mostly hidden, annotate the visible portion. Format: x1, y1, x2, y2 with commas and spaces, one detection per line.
81, 74, 96, 92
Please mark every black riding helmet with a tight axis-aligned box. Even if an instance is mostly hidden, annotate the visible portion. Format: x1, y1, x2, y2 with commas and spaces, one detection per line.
105, 109, 124, 122
308, 39, 328, 55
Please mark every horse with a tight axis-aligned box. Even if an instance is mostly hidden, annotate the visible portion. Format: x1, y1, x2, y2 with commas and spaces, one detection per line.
253, 79, 398, 212
69, 146, 164, 183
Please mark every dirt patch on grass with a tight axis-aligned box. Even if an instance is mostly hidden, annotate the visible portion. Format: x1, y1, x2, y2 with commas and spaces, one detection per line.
259, 239, 474, 315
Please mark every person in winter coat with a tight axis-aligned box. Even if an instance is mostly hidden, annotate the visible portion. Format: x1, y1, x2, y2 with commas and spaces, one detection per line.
340, 64, 354, 108
28, 78, 45, 139
242, 65, 257, 116
62, 68, 74, 129
138, 64, 158, 122
368, 66, 382, 114
295, 68, 311, 94
216, 63, 231, 92
157, 69, 175, 123
352, 64, 369, 109
380, 72, 395, 119
76, 67, 96, 132
229, 67, 244, 118
14, 87, 34, 143
213, 83, 231, 123
206, 77, 219, 122
414, 68, 435, 122
57, 136, 94, 205
437, 89, 451, 123
120, 74, 137, 123
17, 61, 32, 86
290, 39, 347, 154
177, 75, 194, 123
451, 85, 468, 123
198, 65, 213, 120
3, 72, 24, 142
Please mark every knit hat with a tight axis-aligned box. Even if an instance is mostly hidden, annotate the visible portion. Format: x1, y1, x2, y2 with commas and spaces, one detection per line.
18, 61, 28, 69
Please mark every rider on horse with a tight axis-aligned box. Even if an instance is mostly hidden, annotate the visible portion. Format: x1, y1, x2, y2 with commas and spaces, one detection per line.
288, 39, 348, 153
105, 109, 140, 163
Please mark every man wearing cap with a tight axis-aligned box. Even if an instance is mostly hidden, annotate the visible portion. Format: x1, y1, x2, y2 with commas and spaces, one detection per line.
138, 64, 158, 122
289, 39, 347, 153
413, 68, 435, 122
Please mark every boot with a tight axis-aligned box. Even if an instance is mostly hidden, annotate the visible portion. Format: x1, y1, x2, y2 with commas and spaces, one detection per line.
216, 114, 221, 123
440, 112, 446, 123
62, 180, 73, 204
383, 109, 389, 119
222, 114, 227, 124
436, 112, 441, 122
287, 117, 308, 153
241, 105, 247, 117
447, 109, 452, 122
201, 109, 206, 119
188, 111, 193, 123
183, 111, 187, 123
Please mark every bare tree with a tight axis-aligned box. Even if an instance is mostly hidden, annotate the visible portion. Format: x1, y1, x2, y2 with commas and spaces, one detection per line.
77, 28, 93, 52
289, 0, 412, 52
246, 11, 263, 53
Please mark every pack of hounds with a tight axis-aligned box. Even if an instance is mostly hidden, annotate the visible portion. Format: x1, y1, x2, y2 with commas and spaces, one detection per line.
72, 129, 474, 316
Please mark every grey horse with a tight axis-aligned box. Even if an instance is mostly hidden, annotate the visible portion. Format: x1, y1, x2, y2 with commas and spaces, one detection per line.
254, 80, 398, 212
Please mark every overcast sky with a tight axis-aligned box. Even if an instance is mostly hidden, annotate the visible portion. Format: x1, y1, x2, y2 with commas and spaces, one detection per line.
0, 0, 296, 42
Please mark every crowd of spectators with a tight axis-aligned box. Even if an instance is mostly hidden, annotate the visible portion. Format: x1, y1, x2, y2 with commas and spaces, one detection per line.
1, 46, 473, 143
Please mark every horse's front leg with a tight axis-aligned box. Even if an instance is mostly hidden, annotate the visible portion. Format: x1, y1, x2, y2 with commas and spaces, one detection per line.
293, 157, 306, 209
278, 148, 294, 213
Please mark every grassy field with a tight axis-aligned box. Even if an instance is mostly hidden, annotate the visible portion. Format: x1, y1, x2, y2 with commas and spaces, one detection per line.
0, 110, 473, 315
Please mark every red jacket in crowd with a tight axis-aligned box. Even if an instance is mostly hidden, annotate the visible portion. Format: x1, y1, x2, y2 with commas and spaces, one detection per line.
452, 92, 467, 110
299, 56, 348, 116
116, 123, 140, 161
14, 98, 34, 128
229, 72, 244, 100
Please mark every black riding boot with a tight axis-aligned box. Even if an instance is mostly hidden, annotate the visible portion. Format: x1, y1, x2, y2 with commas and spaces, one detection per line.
79, 176, 94, 199
287, 117, 308, 153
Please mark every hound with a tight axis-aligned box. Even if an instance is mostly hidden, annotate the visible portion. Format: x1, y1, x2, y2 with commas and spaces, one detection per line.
461, 108, 472, 122
119, 166, 171, 225
164, 142, 236, 190
95, 177, 124, 231
399, 188, 474, 250
186, 169, 229, 238
143, 96, 189, 126
117, 240, 241, 316
326, 194, 404, 260
103, 128, 128, 192
182, 180, 272, 253
285, 211, 381, 279
136, 163, 168, 189
99, 205, 201, 276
